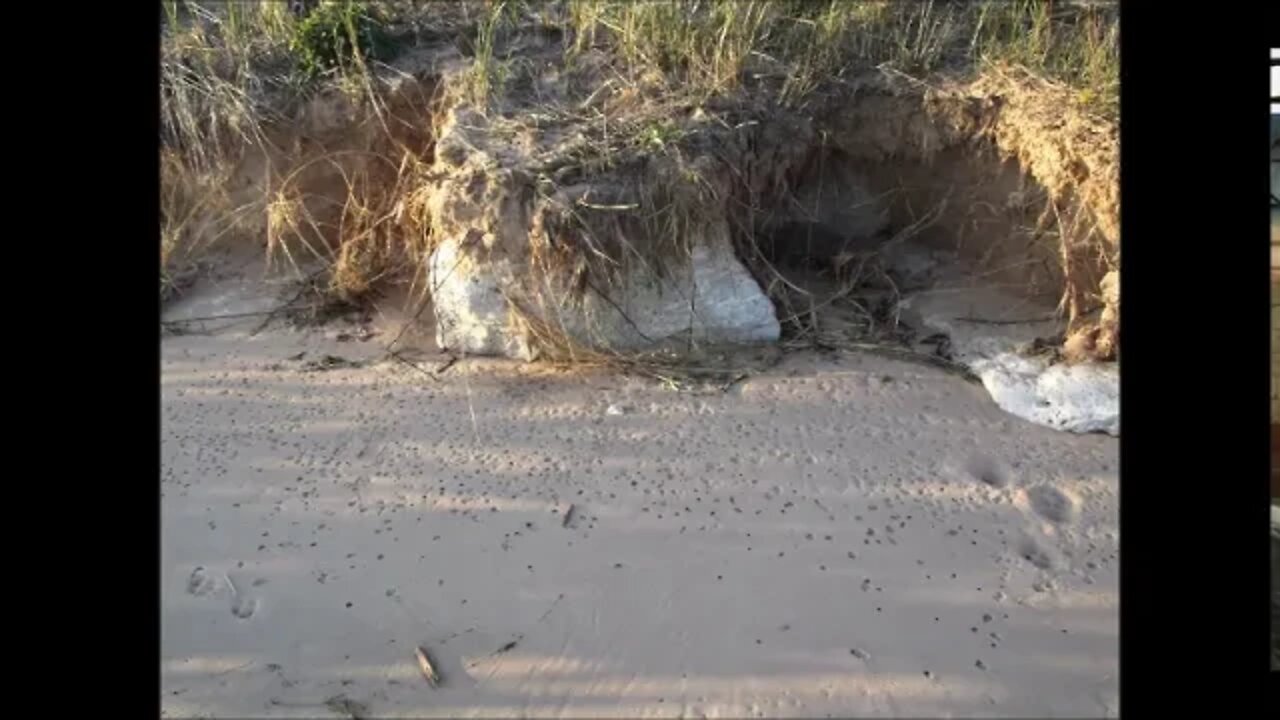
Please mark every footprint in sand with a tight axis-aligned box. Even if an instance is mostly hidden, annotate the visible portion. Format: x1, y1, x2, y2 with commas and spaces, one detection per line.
231, 593, 259, 619
1025, 485, 1076, 524
187, 567, 217, 597
222, 573, 260, 620
963, 454, 1014, 488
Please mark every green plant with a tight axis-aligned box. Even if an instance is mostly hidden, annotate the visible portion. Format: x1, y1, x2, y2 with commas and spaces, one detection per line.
971, 0, 1118, 116
290, 1, 393, 80
637, 120, 684, 151
467, 1, 530, 110
562, 0, 1116, 118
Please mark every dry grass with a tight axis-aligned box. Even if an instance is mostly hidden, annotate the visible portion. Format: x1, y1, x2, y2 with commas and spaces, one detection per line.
160, 148, 262, 302
161, 1, 434, 305
561, 0, 1118, 117
464, 1, 525, 111
160, 1, 298, 170
161, 1, 309, 303
160, 0, 1119, 360
260, 141, 436, 304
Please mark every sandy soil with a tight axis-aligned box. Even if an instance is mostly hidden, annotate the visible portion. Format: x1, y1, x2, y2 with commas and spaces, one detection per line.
161, 272, 1119, 719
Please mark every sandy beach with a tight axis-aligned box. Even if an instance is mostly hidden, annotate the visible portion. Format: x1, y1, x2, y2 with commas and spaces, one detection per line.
161, 274, 1118, 719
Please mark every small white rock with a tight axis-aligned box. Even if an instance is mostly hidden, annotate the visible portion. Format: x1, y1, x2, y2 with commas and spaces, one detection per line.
606, 404, 625, 416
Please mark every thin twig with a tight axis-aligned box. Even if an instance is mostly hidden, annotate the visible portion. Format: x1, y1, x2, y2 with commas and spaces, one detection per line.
953, 314, 1057, 325
582, 276, 655, 344
162, 309, 298, 325
462, 361, 480, 444
434, 355, 458, 375
251, 266, 329, 336
836, 342, 981, 382
383, 289, 435, 354
537, 593, 565, 623
387, 351, 441, 382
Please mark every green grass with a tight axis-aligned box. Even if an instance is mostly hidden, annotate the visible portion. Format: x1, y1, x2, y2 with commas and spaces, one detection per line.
160, 1, 300, 165
562, 0, 1118, 116
160, 1, 407, 170
160, 0, 1116, 214
466, 1, 525, 110
970, 1, 1119, 116
291, 1, 396, 80
160, 0, 1117, 202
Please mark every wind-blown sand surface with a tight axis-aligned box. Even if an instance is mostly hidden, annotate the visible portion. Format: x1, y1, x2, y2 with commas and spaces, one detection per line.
161, 273, 1119, 719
